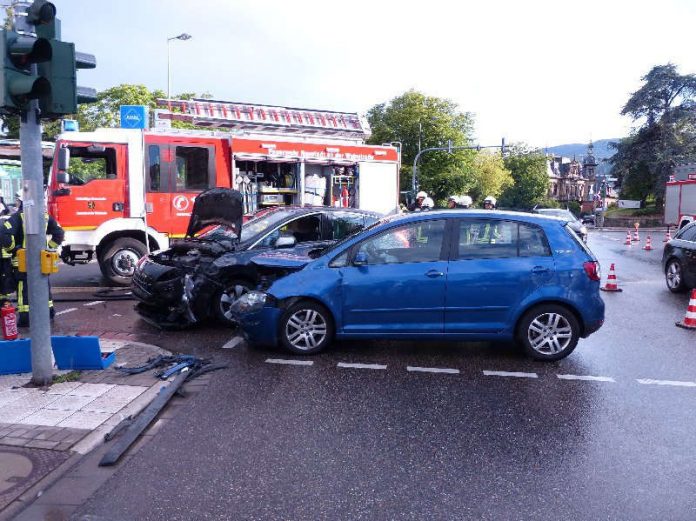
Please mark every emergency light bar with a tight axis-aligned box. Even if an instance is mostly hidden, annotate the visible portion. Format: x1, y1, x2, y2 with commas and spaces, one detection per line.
156, 98, 371, 139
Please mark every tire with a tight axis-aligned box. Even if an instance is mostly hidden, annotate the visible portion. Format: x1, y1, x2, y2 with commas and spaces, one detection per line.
214, 280, 254, 327
665, 258, 686, 293
101, 238, 147, 286
279, 301, 334, 355
517, 304, 580, 361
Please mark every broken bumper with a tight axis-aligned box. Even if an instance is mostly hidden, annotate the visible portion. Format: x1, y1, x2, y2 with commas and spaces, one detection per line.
238, 306, 282, 347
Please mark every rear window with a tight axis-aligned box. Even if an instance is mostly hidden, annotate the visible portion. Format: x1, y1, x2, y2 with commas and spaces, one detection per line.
564, 223, 592, 255
676, 224, 696, 242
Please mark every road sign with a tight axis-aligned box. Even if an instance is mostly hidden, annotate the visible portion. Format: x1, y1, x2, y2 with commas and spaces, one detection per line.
120, 105, 148, 129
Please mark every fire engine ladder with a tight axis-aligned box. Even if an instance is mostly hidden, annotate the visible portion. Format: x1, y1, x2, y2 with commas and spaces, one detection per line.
154, 98, 371, 139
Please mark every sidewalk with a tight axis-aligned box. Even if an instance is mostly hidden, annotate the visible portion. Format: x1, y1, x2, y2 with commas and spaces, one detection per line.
0, 338, 176, 520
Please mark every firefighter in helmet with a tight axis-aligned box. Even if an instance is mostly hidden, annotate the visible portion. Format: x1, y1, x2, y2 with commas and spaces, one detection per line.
0, 197, 64, 327
483, 196, 497, 210
409, 191, 434, 212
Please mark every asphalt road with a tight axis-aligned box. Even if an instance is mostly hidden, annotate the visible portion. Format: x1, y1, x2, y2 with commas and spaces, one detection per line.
47, 229, 696, 520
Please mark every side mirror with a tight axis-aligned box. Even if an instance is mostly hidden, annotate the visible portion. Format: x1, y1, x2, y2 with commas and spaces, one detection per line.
56, 172, 69, 184
57, 147, 70, 171
275, 235, 297, 248
353, 251, 368, 266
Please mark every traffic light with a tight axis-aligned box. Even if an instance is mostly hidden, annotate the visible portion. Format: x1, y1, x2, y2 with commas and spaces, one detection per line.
0, 27, 52, 112
0, 0, 97, 117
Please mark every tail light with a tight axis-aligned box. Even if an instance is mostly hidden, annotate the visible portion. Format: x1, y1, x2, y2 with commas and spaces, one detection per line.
583, 261, 601, 281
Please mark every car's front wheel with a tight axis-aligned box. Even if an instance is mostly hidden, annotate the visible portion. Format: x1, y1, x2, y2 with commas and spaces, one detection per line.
215, 280, 254, 326
665, 259, 686, 293
517, 304, 580, 361
279, 301, 334, 354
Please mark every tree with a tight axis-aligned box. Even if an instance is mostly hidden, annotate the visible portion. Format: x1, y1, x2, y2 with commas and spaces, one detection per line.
499, 144, 549, 209
614, 63, 696, 207
469, 151, 513, 203
366, 90, 477, 203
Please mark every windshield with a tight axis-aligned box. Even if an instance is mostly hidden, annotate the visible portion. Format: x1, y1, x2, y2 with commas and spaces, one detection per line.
537, 209, 577, 221
318, 213, 398, 257
239, 209, 298, 242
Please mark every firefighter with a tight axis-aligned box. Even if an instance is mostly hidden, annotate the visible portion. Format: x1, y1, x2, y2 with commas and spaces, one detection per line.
408, 191, 434, 212
0, 204, 64, 327
482, 196, 497, 210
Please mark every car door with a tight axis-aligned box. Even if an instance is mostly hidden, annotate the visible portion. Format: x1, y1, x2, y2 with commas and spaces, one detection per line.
445, 218, 555, 333
340, 218, 448, 335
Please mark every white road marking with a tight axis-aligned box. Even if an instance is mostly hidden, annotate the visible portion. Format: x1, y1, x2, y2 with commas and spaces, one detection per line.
637, 379, 696, 388
557, 374, 616, 382
483, 370, 538, 378
265, 358, 314, 366
337, 362, 387, 370
55, 308, 78, 316
112, 314, 122, 317
221, 337, 245, 350
407, 366, 460, 374
83, 301, 105, 307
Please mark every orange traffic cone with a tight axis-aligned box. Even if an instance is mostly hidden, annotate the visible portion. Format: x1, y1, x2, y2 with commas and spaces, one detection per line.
624, 231, 632, 246
663, 228, 672, 242
643, 236, 653, 251
632, 230, 640, 243
600, 263, 623, 292
675, 289, 696, 330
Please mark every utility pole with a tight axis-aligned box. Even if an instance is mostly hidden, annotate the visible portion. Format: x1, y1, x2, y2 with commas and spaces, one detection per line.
2, 0, 97, 385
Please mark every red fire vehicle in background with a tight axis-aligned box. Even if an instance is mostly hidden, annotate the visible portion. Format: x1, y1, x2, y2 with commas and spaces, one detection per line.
47, 99, 400, 285
665, 168, 696, 230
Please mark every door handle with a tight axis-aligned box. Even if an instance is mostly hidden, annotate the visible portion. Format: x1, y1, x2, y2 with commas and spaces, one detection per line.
425, 269, 444, 278
531, 266, 550, 274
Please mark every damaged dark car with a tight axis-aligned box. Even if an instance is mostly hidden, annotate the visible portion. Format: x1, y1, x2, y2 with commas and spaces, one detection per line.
132, 188, 379, 328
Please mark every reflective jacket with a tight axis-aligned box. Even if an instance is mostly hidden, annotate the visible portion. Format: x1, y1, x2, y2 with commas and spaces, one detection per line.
0, 212, 64, 267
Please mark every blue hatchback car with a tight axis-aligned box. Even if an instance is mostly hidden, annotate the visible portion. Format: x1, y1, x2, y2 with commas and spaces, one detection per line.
234, 210, 605, 361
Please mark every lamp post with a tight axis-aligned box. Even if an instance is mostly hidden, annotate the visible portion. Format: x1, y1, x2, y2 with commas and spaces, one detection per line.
167, 33, 192, 101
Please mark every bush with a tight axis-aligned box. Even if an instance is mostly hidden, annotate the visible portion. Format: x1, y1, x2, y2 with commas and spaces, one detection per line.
566, 201, 581, 217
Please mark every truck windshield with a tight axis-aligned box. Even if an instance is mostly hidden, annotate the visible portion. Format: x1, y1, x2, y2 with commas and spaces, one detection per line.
61, 145, 117, 185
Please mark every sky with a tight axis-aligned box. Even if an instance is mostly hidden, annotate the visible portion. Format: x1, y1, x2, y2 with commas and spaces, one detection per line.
45, 0, 696, 147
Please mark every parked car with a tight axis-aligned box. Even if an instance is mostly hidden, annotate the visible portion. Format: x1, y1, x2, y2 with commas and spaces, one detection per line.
232, 210, 605, 361
580, 213, 596, 226
132, 188, 380, 328
662, 220, 696, 292
532, 208, 588, 242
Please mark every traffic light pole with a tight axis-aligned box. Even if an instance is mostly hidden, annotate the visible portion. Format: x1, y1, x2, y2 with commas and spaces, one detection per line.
20, 96, 53, 386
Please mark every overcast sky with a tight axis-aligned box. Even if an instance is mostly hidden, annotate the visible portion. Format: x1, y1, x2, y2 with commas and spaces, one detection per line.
50, 0, 696, 147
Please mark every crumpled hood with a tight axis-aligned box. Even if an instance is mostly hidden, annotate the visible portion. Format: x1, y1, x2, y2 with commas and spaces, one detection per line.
186, 188, 244, 238
251, 250, 312, 270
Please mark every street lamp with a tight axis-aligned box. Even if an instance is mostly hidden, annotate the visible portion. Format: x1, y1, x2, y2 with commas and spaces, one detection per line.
167, 33, 192, 101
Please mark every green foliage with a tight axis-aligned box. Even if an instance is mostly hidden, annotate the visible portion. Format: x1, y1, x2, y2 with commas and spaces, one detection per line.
499, 144, 549, 209
566, 200, 581, 216
366, 90, 477, 202
469, 151, 513, 204
612, 64, 696, 207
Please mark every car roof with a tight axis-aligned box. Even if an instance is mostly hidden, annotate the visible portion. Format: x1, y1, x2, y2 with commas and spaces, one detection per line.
381, 209, 567, 227
254, 206, 381, 217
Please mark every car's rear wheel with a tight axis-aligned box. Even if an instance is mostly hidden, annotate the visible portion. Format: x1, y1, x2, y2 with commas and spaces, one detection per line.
214, 280, 254, 326
279, 301, 334, 355
517, 304, 580, 361
665, 259, 686, 293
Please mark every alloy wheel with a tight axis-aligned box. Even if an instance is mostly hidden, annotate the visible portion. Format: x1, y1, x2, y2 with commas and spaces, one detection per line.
285, 309, 328, 351
666, 261, 682, 290
526, 312, 573, 355
218, 284, 250, 322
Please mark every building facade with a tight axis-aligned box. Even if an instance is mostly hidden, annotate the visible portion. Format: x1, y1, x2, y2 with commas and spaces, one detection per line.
546, 142, 598, 204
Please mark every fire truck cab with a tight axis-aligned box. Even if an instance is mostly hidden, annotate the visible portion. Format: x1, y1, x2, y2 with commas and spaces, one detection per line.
48, 99, 400, 285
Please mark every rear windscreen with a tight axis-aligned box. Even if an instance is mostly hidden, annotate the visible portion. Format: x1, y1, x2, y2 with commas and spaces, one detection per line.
564, 223, 593, 256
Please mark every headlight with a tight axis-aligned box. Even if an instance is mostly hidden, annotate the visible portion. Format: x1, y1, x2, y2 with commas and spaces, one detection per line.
232, 291, 268, 314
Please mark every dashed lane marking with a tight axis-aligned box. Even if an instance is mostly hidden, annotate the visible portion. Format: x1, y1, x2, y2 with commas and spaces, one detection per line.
407, 366, 460, 374
55, 307, 78, 316
221, 337, 245, 350
83, 300, 105, 306
637, 379, 696, 388
483, 370, 538, 378
337, 362, 387, 370
557, 374, 616, 382
265, 358, 314, 366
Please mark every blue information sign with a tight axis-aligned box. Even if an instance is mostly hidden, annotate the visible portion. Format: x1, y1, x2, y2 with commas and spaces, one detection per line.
120, 105, 149, 129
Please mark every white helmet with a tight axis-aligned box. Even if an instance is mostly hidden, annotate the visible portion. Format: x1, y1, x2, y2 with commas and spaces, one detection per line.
483, 196, 496, 207
416, 191, 428, 199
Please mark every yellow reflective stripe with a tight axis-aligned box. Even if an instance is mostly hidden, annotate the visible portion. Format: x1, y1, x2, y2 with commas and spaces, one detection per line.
62, 226, 97, 231
17, 280, 23, 306
17, 305, 28, 312
48, 240, 58, 249
3, 221, 10, 229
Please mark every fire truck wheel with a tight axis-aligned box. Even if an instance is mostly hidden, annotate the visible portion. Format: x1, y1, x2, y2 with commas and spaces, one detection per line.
102, 238, 148, 286
214, 280, 254, 326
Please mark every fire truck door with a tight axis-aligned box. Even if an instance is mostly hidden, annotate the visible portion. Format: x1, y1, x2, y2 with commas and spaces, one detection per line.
144, 142, 173, 233
167, 143, 216, 237
56, 143, 127, 230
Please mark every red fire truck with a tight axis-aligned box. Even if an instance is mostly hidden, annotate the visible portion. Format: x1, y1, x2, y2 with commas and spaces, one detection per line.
47, 99, 400, 285
665, 171, 696, 229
